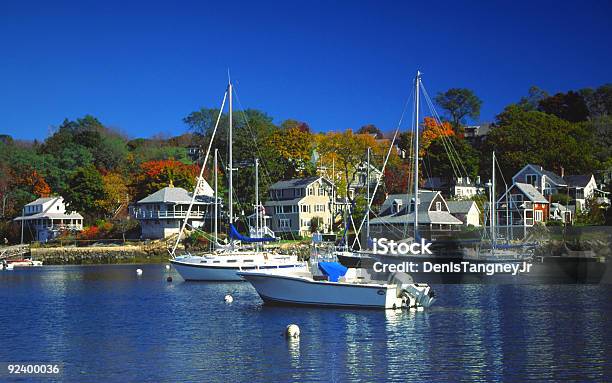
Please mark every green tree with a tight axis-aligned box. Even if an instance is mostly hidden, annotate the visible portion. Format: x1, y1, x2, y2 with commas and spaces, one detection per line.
517, 86, 549, 112
485, 105, 598, 180
580, 84, 612, 118
435, 88, 482, 132
357, 124, 383, 138
63, 165, 106, 221
538, 91, 589, 122
425, 136, 480, 180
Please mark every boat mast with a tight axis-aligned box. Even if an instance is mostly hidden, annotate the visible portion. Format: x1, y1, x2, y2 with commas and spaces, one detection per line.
491, 151, 496, 255
255, 158, 260, 252
366, 147, 370, 249
414, 70, 421, 238
228, 80, 234, 249
214, 148, 218, 247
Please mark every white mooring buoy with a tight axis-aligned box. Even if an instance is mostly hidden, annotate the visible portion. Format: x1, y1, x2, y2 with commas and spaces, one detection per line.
165, 264, 171, 271
136, 268, 143, 276
224, 294, 233, 303
286, 324, 300, 339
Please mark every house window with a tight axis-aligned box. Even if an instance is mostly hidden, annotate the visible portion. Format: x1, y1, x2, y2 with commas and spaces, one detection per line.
279, 218, 291, 229
534, 210, 543, 222
436, 202, 442, 211
275, 206, 282, 214
526, 174, 537, 187
307, 188, 313, 196
318, 187, 324, 196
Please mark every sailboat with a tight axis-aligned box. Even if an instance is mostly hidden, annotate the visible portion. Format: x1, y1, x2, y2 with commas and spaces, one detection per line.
170, 79, 306, 281
238, 71, 437, 309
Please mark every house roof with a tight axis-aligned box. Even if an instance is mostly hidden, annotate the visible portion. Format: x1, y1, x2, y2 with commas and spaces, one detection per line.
526, 164, 567, 186
447, 200, 479, 214
14, 212, 83, 221
565, 175, 593, 188
137, 187, 212, 204
269, 176, 328, 190
370, 211, 463, 226
25, 197, 59, 206
379, 191, 437, 216
512, 183, 549, 203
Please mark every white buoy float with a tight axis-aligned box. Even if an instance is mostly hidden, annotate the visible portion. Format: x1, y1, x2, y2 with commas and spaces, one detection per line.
224, 294, 233, 303
136, 268, 143, 276
286, 324, 300, 339
165, 264, 171, 270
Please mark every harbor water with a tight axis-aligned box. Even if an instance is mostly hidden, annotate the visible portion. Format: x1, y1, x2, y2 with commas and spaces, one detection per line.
1, 264, 611, 382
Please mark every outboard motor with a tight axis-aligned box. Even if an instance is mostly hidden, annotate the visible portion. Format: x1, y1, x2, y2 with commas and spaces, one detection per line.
389, 272, 436, 308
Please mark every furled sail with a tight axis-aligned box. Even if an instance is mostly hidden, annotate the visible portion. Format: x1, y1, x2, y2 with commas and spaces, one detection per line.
229, 224, 276, 243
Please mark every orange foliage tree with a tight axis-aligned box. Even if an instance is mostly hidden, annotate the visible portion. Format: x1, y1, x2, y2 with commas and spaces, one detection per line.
134, 159, 200, 199
420, 117, 454, 155
24, 170, 52, 197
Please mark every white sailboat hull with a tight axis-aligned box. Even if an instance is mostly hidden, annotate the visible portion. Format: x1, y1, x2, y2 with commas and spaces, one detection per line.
171, 261, 245, 281
238, 270, 403, 309
170, 253, 307, 282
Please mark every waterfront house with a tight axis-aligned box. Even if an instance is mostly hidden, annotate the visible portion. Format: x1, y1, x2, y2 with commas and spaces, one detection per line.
264, 176, 336, 237
131, 182, 218, 239
512, 165, 607, 211
446, 200, 481, 227
512, 164, 567, 197
564, 174, 598, 211
368, 190, 463, 239
495, 182, 549, 228
13, 196, 83, 242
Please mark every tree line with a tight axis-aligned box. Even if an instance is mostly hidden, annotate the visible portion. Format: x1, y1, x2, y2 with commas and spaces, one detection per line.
1, 83, 610, 241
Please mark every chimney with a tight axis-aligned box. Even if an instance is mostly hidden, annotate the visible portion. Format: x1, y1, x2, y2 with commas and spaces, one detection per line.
560, 166, 564, 178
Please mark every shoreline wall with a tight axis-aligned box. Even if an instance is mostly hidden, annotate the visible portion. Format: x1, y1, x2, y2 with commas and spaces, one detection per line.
30, 246, 170, 265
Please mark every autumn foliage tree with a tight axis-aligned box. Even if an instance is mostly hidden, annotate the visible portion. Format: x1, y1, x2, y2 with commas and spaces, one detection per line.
134, 160, 199, 200
420, 117, 455, 155
24, 170, 52, 197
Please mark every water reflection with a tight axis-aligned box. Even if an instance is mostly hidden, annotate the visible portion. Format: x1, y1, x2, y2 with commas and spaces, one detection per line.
1, 267, 611, 382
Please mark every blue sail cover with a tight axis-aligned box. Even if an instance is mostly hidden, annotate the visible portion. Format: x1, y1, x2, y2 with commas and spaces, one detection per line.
318, 262, 348, 282
229, 224, 277, 243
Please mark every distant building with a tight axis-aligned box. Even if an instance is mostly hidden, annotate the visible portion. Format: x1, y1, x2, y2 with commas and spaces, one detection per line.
512, 164, 608, 211
446, 200, 481, 227
14, 196, 83, 242
423, 176, 485, 199
369, 190, 463, 238
264, 177, 336, 236
131, 182, 218, 239
463, 124, 491, 144
565, 174, 598, 211
495, 182, 549, 228
549, 202, 573, 224
348, 162, 383, 199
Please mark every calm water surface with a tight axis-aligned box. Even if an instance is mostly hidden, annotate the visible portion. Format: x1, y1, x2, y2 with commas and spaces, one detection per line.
1, 264, 611, 382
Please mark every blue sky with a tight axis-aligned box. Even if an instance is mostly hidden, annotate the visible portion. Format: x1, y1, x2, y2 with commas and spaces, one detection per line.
1, 0, 610, 140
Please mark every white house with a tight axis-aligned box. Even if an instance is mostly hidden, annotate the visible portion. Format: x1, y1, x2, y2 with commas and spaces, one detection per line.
565, 174, 598, 211
131, 182, 218, 239
423, 176, 485, 199
14, 196, 83, 242
446, 200, 481, 227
